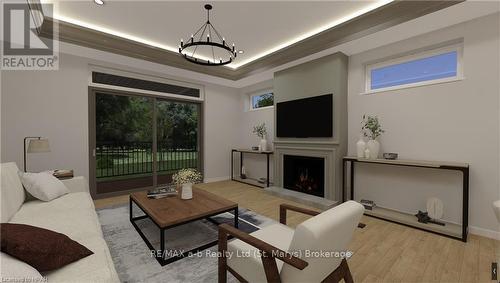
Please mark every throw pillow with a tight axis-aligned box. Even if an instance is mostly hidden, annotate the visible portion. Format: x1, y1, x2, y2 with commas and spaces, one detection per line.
1, 223, 93, 272
19, 171, 69, 201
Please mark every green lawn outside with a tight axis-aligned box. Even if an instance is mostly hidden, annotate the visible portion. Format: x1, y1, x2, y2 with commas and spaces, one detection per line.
96, 149, 198, 180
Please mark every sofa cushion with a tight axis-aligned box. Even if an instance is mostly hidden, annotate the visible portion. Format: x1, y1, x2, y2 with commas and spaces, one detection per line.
10, 192, 119, 282
1, 163, 25, 222
1, 223, 93, 272
0, 252, 44, 281
10, 192, 100, 239
227, 224, 294, 283
19, 171, 69, 201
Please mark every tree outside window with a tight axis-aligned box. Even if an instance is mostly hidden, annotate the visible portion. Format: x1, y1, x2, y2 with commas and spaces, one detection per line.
251, 92, 274, 109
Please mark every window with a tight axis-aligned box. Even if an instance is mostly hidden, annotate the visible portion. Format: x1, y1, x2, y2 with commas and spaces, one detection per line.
366, 44, 463, 93
250, 92, 274, 110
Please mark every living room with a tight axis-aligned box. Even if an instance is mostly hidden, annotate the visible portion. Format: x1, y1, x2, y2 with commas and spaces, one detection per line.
1, 0, 500, 282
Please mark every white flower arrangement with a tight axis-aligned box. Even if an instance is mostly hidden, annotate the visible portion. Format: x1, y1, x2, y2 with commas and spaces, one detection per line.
172, 168, 203, 185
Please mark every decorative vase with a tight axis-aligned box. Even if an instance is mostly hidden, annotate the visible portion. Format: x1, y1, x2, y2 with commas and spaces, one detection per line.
241, 166, 247, 179
364, 148, 370, 159
259, 139, 267, 152
181, 183, 193, 200
366, 139, 380, 159
356, 135, 366, 158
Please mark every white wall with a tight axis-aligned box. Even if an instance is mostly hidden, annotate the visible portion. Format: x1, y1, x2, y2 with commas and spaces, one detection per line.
204, 84, 242, 181
348, 13, 500, 237
2, 54, 90, 178
1, 45, 240, 183
234, 80, 275, 182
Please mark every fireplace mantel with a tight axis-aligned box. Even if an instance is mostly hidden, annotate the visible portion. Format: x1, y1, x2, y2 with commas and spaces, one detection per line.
274, 140, 340, 145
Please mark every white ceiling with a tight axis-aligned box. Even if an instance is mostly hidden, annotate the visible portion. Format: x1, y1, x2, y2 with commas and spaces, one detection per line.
41, 0, 391, 69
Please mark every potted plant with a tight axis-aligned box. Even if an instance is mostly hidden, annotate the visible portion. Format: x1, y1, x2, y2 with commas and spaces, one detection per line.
172, 168, 203, 200
253, 123, 268, 151
361, 115, 385, 159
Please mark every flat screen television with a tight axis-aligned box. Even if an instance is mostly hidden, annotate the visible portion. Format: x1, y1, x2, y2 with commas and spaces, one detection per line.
276, 94, 333, 138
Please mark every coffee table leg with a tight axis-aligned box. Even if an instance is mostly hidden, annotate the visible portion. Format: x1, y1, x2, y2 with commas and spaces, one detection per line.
234, 207, 239, 228
129, 197, 132, 221
160, 228, 165, 262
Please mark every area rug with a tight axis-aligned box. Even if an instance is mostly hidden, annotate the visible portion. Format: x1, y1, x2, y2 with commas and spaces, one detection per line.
96, 203, 277, 282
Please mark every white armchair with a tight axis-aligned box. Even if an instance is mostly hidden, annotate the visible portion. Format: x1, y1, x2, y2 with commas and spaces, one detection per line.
218, 200, 364, 283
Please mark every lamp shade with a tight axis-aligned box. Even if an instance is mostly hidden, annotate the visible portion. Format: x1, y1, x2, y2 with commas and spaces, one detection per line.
27, 138, 50, 153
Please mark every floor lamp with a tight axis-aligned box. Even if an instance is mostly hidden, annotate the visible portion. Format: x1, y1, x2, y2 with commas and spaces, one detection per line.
24, 137, 50, 172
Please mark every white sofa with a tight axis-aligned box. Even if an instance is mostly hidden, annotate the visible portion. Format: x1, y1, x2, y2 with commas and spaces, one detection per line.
1, 162, 119, 282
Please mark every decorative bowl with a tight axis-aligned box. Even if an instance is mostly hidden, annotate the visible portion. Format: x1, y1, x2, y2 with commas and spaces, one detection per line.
383, 153, 398, 160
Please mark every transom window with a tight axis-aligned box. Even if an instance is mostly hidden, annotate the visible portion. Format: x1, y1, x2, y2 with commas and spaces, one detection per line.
250, 92, 274, 110
365, 43, 463, 93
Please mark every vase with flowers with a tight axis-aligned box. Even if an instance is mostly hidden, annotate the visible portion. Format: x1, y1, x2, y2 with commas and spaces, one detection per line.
361, 115, 385, 159
172, 168, 203, 200
253, 123, 268, 151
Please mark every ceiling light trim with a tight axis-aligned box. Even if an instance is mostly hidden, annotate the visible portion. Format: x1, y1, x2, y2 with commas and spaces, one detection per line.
230, 0, 394, 68
52, 14, 218, 66
48, 0, 393, 70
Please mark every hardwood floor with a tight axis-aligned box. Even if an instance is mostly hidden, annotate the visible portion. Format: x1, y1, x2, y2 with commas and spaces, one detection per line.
94, 180, 499, 283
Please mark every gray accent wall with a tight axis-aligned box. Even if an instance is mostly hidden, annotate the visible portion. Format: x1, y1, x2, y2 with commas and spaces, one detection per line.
273, 52, 348, 201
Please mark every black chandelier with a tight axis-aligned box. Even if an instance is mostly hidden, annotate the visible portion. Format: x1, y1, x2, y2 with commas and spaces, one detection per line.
179, 4, 237, 66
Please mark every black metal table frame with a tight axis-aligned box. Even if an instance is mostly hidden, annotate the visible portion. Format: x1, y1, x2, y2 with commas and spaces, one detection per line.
231, 149, 273, 188
129, 196, 239, 266
342, 157, 469, 242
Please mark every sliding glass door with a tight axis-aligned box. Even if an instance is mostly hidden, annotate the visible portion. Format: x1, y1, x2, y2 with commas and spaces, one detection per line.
156, 99, 200, 185
90, 90, 201, 197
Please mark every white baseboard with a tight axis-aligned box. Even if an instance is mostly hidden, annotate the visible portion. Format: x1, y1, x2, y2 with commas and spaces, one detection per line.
204, 176, 230, 183
469, 225, 500, 240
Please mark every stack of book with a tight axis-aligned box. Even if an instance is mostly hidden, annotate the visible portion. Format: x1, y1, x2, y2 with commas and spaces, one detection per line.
360, 199, 376, 210
43, 169, 74, 179
147, 186, 178, 199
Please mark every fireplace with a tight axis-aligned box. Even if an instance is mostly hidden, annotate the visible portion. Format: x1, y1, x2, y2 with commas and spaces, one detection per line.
283, 155, 325, 197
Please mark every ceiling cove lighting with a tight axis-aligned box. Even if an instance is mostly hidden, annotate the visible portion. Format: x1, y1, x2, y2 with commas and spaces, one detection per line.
179, 4, 237, 66
229, 0, 393, 68
94, 0, 104, 5
44, 0, 392, 70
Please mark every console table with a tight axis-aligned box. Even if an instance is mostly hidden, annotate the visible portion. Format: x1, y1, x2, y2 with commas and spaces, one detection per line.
231, 149, 273, 188
342, 156, 469, 242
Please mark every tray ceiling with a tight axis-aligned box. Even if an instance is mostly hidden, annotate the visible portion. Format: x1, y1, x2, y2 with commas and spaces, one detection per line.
38, 1, 462, 80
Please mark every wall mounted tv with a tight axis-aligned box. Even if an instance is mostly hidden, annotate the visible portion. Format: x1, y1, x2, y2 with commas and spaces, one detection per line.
276, 94, 333, 138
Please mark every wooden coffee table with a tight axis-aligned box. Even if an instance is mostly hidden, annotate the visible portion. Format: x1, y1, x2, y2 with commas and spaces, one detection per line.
130, 188, 238, 265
